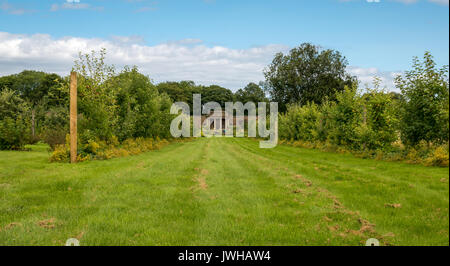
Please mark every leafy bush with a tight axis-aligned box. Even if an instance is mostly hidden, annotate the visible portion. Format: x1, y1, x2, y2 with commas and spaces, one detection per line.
395, 52, 449, 145
279, 102, 322, 142
49, 135, 181, 162
277, 76, 448, 167
424, 145, 449, 167
0, 89, 30, 150
41, 106, 69, 150
49, 144, 70, 162
324, 86, 362, 148
71, 51, 174, 145
114, 67, 174, 141
355, 84, 398, 150
72, 49, 118, 142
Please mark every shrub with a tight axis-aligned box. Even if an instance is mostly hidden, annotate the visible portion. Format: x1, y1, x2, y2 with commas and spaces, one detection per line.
72, 51, 174, 146
49, 135, 183, 163
0, 89, 30, 150
395, 52, 449, 145
41, 106, 69, 150
279, 102, 322, 142
325, 86, 362, 149
356, 85, 398, 150
424, 145, 449, 167
49, 144, 69, 162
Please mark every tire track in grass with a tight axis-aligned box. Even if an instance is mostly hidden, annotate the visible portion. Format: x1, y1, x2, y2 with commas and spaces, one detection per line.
83, 139, 213, 245
2, 138, 447, 245
221, 138, 306, 245
240, 138, 447, 196
224, 138, 382, 245
140, 139, 211, 245
2, 140, 208, 246
195, 137, 283, 245
188, 137, 279, 245
189, 138, 379, 245
234, 138, 448, 245
233, 139, 393, 240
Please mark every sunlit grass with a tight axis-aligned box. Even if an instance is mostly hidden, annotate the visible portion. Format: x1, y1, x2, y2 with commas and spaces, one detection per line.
0, 138, 448, 246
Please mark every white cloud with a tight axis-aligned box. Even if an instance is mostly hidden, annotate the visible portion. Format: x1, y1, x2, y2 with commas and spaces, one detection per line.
50, 0, 103, 12
0, 32, 290, 90
347, 66, 401, 91
0, 32, 400, 91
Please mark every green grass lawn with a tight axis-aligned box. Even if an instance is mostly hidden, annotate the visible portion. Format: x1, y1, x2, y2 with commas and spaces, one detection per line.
0, 138, 448, 246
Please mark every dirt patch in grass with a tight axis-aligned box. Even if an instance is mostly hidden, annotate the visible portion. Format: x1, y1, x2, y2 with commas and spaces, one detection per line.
1, 222, 22, 231
191, 168, 209, 192
76, 231, 85, 240
196, 177, 208, 190
290, 172, 383, 243
293, 174, 313, 187
200, 169, 209, 175
353, 218, 376, 235
37, 218, 56, 229
314, 186, 383, 242
292, 188, 306, 194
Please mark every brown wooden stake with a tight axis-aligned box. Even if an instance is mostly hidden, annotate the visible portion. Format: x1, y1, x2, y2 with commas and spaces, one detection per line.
70, 72, 77, 163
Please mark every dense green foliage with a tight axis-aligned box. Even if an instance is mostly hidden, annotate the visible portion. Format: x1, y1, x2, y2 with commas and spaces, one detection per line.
0, 70, 65, 142
46, 49, 177, 159
0, 50, 176, 153
278, 53, 448, 166
114, 67, 173, 141
395, 52, 449, 145
156, 81, 200, 111
157, 81, 267, 113
0, 47, 448, 168
264, 43, 356, 112
157, 81, 236, 111
234, 82, 268, 103
72, 49, 117, 142
0, 89, 30, 150
280, 85, 398, 151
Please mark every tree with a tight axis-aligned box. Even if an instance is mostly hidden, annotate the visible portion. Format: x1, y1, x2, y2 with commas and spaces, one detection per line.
0, 71, 63, 139
395, 52, 449, 145
278, 102, 322, 142
200, 85, 234, 108
234, 82, 268, 103
324, 86, 362, 148
0, 75, 16, 92
114, 67, 173, 140
40, 73, 66, 108
0, 89, 30, 150
357, 83, 398, 150
264, 43, 356, 112
73, 49, 117, 142
157, 81, 201, 112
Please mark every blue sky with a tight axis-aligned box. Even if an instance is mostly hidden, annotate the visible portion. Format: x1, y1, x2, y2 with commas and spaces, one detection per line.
0, 0, 448, 90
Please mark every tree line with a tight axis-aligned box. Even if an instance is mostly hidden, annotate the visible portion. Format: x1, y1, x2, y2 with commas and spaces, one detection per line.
0, 44, 448, 165
270, 45, 448, 166
0, 49, 268, 151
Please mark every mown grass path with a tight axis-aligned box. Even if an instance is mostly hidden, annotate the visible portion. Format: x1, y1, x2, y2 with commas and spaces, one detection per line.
0, 138, 448, 245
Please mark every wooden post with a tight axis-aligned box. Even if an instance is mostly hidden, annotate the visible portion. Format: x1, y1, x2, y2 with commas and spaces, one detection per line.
70, 72, 77, 163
